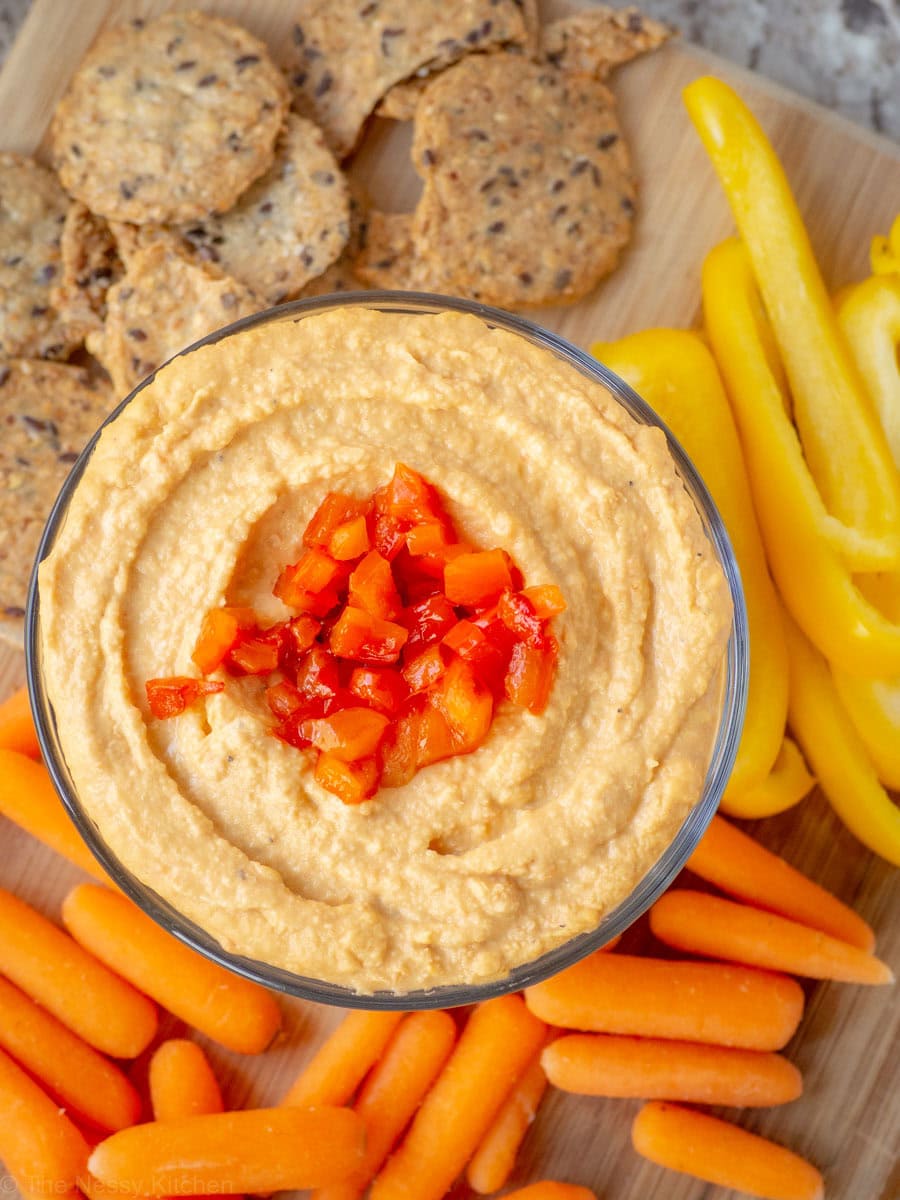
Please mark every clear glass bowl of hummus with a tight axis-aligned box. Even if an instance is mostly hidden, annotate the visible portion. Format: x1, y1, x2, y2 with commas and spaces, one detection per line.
27, 292, 748, 1010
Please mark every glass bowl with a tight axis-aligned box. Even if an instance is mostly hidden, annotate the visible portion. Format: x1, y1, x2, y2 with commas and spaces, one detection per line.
26, 292, 748, 1010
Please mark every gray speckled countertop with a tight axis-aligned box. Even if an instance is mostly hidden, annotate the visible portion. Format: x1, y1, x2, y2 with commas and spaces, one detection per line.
0, 0, 898, 139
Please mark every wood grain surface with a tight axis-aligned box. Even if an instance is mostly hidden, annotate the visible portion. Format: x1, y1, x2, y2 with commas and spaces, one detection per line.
1, 3, 898, 1199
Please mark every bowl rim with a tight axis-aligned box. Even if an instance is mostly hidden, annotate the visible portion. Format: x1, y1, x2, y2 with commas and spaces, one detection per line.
26, 289, 748, 1009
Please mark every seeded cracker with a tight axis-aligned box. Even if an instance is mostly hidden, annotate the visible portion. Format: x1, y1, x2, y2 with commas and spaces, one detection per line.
353, 211, 442, 290
87, 241, 260, 398
0, 154, 79, 360
297, 181, 370, 298
541, 6, 670, 78
51, 202, 124, 340
283, 0, 534, 159
404, 52, 638, 306
0, 360, 113, 646
176, 115, 351, 305
51, 12, 289, 224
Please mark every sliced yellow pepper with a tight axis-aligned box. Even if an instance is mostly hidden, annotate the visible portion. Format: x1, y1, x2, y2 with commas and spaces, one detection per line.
836, 274, 900, 469
727, 736, 815, 819
684, 76, 900, 571
871, 213, 900, 275
785, 612, 900, 866
703, 238, 900, 676
591, 329, 788, 810
831, 668, 900, 792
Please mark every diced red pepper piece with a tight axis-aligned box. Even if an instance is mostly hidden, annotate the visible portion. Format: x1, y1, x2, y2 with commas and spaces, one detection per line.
444, 549, 513, 607
294, 646, 342, 715
283, 614, 321, 660
266, 679, 304, 719
274, 547, 346, 603
330, 606, 409, 664
497, 590, 545, 650
380, 702, 423, 788
374, 463, 450, 529
432, 658, 494, 753
329, 515, 371, 561
191, 606, 256, 674
303, 492, 369, 549
405, 522, 451, 557
302, 708, 390, 762
416, 701, 458, 768
227, 635, 281, 675
146, 677, 224, 719
348, 667, 408, 716
402, 645, 447, 694
402, 593, 457, 659
371, 510, 407, 562
348, 550, 402, 619
522, 584, 567, 619
443, 618, 488, 658
314, 753, 380, 805
505, 636, 558, 714
272, 714, 313, 750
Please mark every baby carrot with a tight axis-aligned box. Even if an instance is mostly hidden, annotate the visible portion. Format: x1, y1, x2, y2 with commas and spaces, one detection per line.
0, 886, 157, 1057
650, 890, 893, 984
281, 1010, 404, 1108
632, 1101, 824, 1200
543, 1033, 802, 1107
88, 1107, 365, 1195
0, 748, 110, 883
467, 1046, 549, 1194
370, 995, 547, 1200
0, 973, 142, 1131
313, 1010, 457, 1200
524, 950, 804, 1050
0, 685, 40, 757
688, 814, 875, 951
0, 1045, 91, 1195
150, 1040, 225, 1121
62, 884, 281, 1054
499, 1187, 596, 1200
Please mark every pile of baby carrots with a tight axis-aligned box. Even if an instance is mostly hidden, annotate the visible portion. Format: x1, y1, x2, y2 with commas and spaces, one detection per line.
0, 683, 893, 1200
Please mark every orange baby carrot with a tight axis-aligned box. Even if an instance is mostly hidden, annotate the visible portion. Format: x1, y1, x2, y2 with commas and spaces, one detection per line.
313, 1010, 457, 1200
150, 1040, 225, 1121
62, 884, 281, 1054
0, 973, 142, 1131
543, 1033, 802, 1107
467, 1046, 549, 1194
0, 748, 110, 882
370, 994, 547, 1200
632, 1101, 824, 1200
0, 886, 157, 1057
0, 685, 40, 757
688, 814, 875, 951
524, 950, 804, 1050
500, 1187, 597, 1200
88, 1107, 365, 1195
650, 889, 893, 984
281, 1010, 405, 1108
0, 1045, 91, 1195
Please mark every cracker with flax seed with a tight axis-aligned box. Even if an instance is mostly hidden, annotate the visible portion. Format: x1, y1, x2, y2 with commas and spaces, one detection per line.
405, 51, 637, 307
541, 6, 670, 78
353, 211, 443, 291
282, 0, 534, 158
0, 154, 79, 360
176, 115, 350, 305
51, 202, 124, 340
298, 181, 370, 298
0, 360, 114, 647
87, 241, 260, 398
51, 11, 289, 225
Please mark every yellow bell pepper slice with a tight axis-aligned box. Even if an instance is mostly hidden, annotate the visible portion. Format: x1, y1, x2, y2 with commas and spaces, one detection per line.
684, 75, 900, 571
703, 237, 900, 676
727, 736, 815, 819
785, 612, 900, 866
592, 328, 788, 809
831, 668, 900, 792
871, 213, 900, 275
836, 273, 900, 468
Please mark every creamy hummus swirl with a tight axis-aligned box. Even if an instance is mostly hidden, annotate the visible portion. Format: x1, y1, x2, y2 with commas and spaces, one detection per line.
39, 310, 732, 992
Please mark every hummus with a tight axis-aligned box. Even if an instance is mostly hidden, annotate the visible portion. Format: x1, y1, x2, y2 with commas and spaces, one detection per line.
38, 309, 732, 993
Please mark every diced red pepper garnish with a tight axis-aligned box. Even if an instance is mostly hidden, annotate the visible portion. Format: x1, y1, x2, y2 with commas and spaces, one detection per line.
380, 702, 423, 788
443, 619, 488, 658
330, 606, 408, 664
498, 590, 545, 649
444, 549, 513, 606
349, 667, 408, 716
402, 644, 447, 693
304, 492, 369, 549
295, 646, 342, 714
302, 708, 390, 762
371, 510, 407, 562
266, 679, 304, 719
402, 593, 457, 659
282, 614, 321, 662
522, 584, 567, 619
314, 754, 379, 804
416, 701, 458, 768
227, 634, 281, 675
374, 463, 450, 529
348, 550, 402, 619
505, 636, 558, 715
432, 658, 494, 753
405, 522, 450, 557
191, 606, 256, 674
146, 677, 224, 719
329, 515, 371, 561
274, 547, 346, 605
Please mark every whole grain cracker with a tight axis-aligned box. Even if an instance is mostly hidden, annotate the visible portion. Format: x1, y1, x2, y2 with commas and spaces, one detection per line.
0, 154, 79, 360
0, 359, 113, 646
176, 115, 350, 305
51, 11, 290, 224
353, 211, 442, 290
51, 202, 124, 340
408, 51, 637, 306
87, 241, 260, 397
298, 181, 370, 297
282, 0, 534, 158
541, 6, 670, 78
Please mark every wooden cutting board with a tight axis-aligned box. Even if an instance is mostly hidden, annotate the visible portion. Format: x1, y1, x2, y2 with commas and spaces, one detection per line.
1, 4, 898, 1199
